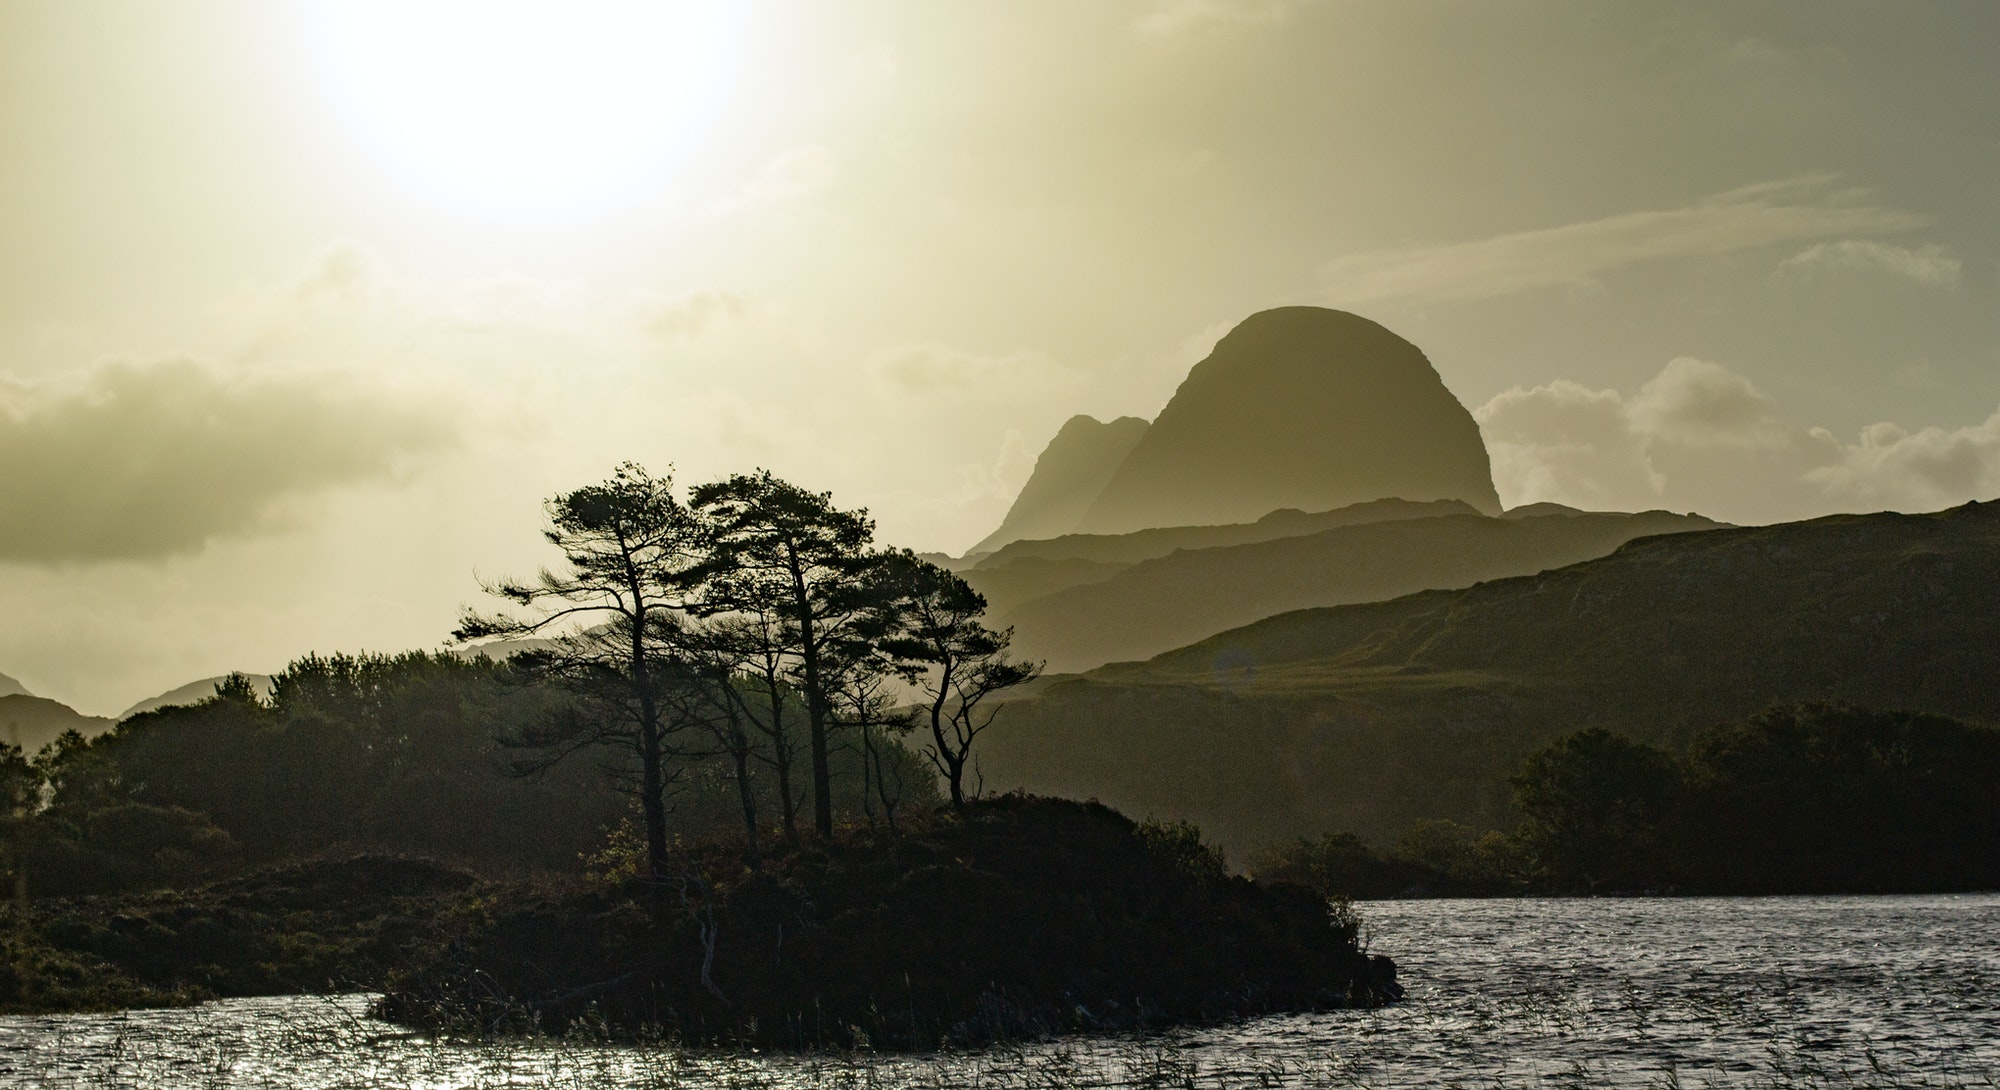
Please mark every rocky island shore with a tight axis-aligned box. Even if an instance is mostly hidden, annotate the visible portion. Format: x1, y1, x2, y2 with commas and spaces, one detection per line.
1, 797, 1396, 1050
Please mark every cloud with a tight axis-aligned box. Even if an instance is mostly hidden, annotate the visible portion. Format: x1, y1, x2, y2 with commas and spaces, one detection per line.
1475, 379, 1661, 510
715, 146, 837, 215
1807, 417, 2000, 512
1476, 358, 2000, 524
1774, 240, 1961, 287
1135, 0, 1302, 38
0, 358, 454, 563
1628, 357, 1788, 447
289, 238, 385, 310
1323, 176, 1926, 306
639, 289, 752, 341
867, 342, 1073, 397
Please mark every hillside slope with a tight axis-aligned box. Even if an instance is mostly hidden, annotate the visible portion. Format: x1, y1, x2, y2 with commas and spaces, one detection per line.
997, 509, 1721, 674
0, 695, 113, 755
118, 674, 275, 720
978, 498, 1475, 568
962, 498, 1477, 619
980, 502, 2000, 855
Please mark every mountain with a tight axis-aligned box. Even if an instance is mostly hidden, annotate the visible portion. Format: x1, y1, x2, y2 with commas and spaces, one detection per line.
979, 501, 2000, 857
119, 674, 276, 719
0, 694, 114, 755
968, 415, 1150, 555
0, 671, 28, 699
992, 508, 1722, 674
1071, 308, 1500, 536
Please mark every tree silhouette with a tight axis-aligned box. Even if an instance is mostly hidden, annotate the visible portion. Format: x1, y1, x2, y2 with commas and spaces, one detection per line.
876, 551, 1039, 810
1510, 727, 1680, 891
456, 462, 708, 880
692, 470, 877, 837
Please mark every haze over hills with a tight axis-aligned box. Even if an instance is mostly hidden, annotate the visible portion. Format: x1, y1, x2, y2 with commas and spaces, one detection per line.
976, 498, 1479, 569
0, 694, 112, 756
991, 508, 1722, 674
966, 307, 1500, 553
979, 501, 2000, 857
118, 674, 276, 720
967, 415, 1150, 557
0, 673, 279, 756
960, 499, 1479, 620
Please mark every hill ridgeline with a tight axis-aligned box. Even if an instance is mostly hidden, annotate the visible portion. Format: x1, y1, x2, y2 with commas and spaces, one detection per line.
980, 501, 2000, 855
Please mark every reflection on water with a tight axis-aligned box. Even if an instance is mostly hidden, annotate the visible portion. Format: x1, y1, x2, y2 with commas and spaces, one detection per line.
3, 894, 1996, 1088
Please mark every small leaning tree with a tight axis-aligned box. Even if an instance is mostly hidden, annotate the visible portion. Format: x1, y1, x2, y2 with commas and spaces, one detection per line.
876, 551, 1040, 810
455, 463, 708, 882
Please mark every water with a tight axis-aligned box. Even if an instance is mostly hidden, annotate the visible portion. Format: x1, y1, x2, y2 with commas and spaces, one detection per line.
3, 894, 1995, 1088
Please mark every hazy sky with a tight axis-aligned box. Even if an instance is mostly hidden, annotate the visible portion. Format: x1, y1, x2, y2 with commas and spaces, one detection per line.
4, 1, 1997, 713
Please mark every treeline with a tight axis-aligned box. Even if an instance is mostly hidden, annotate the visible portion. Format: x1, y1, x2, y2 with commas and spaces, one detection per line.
1253, 702, 2000, 897
1, 651, 936, 898
0, 462, 1035, 899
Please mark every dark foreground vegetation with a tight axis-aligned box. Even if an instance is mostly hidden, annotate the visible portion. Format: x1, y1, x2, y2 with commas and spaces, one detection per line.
0, 799, 1395, 1049
1252, 702, 2000, 898
380, 797, 1397, 1048
0, 855, 476, 1014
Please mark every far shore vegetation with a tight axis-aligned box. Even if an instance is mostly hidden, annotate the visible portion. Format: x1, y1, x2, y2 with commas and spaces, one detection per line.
1250, 702, 2000, 898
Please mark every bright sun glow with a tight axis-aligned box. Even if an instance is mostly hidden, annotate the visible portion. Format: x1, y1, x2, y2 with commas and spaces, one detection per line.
302, 1, 741, 222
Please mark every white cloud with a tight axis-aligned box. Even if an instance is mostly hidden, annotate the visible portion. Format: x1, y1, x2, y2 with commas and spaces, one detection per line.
1807, 416, 2000, 511
1476, 379, 1660, 510
638, 289, 753, 341
229, 239, 600, 355
1628, 357, 1788, 448
1135, 0, 1303, 38
1323, 176, 1926, 306
715, 146, 838, 215
1476, 358, 2000, 523
867, 342, 1074, 397
1775, 240, 1961, 287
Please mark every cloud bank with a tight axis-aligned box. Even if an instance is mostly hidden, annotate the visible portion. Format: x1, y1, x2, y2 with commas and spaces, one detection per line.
1477, 359, 2000, 524
0, 358, 453, 563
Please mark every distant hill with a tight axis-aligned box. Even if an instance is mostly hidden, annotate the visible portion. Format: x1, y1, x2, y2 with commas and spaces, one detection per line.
979, 501, 2000, 857
1072, 308, 1500, 535
0, 671, 28, 699
1499, 501, 1596, 519
976, 497, 1477, 569
0, 694, 113, 755
992, 508, 1722, 674
119, 674, 276, 720
968, 415, 1151, 555
963, 498, 1476, 620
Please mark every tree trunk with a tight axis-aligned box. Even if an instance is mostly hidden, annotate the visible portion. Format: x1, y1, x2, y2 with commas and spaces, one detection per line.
731, 732, 760, 863
629, 585, 670, 882
790, 553, 835, 837
638, 711, 670, 881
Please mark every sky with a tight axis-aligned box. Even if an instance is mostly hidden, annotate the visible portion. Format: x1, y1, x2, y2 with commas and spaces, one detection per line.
3, 1, 1997, 714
